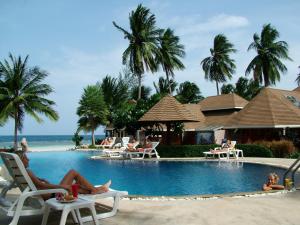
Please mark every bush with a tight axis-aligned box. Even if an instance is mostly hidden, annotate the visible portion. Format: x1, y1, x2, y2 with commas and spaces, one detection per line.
235, 144, 273, 157
288, 151, 300, 159
157, 144, 273, 158
253, 140, 295, 158
157, 145, 219, 158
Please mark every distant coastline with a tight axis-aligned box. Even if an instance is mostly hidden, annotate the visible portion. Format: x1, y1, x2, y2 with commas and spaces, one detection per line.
0, 134, 105, 151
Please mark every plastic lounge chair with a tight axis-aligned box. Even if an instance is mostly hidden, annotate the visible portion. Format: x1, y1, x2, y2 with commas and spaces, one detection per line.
203, 147, 229, 160
125, 142, 160, 159
95, 137, 116, 149
0, 152, 128, 225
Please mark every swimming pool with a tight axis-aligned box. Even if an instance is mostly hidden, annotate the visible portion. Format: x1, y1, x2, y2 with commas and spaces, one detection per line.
25, 151, 287, 196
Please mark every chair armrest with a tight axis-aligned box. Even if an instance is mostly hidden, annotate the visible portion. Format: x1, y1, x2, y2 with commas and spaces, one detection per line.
21, 188, 68, 199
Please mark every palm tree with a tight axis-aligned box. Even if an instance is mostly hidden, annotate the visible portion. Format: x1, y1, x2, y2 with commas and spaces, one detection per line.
0, 53, 59, 151
176, 81, 204, 104
201, 34, 236, 95
77, 85, 108, 146
130, 85, 151, 100
246, 24, 292, 87
157, 28, 185, 94
113, 4, 161, 100
295, 66, 300, 86
153, 76, 177, 95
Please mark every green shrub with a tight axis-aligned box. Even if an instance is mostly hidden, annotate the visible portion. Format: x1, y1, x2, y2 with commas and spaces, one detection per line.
253, 140, 295, 158
235, 144, 273, 157
157, 144, 273, 158
287, 151, 300, 159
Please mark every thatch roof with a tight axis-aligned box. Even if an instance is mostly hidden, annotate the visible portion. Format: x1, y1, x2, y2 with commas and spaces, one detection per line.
198, 93, 248, 111
183, 104, 206, 131
293, 86, 300, 92
139, 95, 199, 122
225, 88, 300, 129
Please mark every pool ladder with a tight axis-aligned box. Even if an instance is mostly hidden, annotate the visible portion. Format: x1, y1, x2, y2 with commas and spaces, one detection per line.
283, 156, 300, 187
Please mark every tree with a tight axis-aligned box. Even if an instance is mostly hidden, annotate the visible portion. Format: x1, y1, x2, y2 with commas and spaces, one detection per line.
72, 132, 83, 147
77, 85, 108, 146
220, 77, 262, 100
130, 85, 151, 100
221, 84, 235, 94
100, 74, 129, 124
113, 4, 161, 100
295, 66, 300, 86
0, 54, 59, 151
201, 34, 236, 95
153, 76, 177, 95
176, 81, 204, 104
157, 28, 185, 94
246, 24, 292, 87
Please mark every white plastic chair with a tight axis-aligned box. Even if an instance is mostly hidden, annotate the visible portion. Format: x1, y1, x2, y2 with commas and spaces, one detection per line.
0, 152, 128, 225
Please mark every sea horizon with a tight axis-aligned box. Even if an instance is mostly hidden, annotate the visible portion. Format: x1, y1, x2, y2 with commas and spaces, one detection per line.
0, 134, 105, 151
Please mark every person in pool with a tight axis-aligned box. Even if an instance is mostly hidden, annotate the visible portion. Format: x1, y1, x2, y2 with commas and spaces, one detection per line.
262, 173, 284, 191
19, 152, 111, 199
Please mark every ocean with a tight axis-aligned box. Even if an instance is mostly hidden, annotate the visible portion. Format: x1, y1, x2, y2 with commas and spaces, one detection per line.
0, 135, 105, 151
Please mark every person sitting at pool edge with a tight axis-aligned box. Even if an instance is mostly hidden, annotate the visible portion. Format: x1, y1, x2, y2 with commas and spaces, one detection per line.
18, 152, 111, 199
262, 173, 284, 191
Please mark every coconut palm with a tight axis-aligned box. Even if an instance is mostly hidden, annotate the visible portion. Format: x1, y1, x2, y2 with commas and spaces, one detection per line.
113, 4, 161, 100
0, 53, 59, 151
77, 85, 108, 146
153, 76, 177, 95
246, 24, 292, 87
201, 34, 236, 95
157, 28, 185, 94
176, 81, 204, 104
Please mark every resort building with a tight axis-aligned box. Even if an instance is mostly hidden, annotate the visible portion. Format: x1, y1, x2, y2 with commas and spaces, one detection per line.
225, 87, 300, 144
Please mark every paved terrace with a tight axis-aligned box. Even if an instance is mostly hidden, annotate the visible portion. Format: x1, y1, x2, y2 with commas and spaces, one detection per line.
1, 157, 300, 225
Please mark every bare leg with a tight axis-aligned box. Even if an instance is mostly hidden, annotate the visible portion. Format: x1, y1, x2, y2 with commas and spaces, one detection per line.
59, 170, 111, 194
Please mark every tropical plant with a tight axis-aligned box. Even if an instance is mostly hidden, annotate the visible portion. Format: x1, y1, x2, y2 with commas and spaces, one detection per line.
246, 24, 292, 87
153, 76, 177, 95
221, 83, 235, 94
295, 66, 300, 86
157, 28, 185, 94
176, 81, 204, 104
72, 132, 84, 147
221, 77, 262, 100
130, 85, 151, 100
201, 34, 236, 95
100, 75, 129, 111
77, 85, 108, 146
0, 54, 59, 151
113, 4, 161, 100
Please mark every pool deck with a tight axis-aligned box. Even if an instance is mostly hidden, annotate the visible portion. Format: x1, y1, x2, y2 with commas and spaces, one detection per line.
1, 157, 300, 225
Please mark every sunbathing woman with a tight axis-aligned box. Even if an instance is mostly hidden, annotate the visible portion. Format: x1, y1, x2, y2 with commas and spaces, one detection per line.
262, 173, 284, 191
19, 153, 111, 199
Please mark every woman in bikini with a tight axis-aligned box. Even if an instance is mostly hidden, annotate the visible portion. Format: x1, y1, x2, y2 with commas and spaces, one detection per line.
19, 153, 111, 199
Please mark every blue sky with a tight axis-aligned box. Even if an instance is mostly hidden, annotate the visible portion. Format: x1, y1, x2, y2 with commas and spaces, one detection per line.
0, 0, 299, 135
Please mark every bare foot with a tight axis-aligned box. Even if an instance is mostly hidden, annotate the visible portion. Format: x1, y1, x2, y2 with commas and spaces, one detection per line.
92, 180, 112, 194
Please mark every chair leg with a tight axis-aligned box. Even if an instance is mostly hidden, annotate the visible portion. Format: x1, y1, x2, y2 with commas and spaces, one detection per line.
75, 209, 83, 225
41, 205, 50, 225
59, 208, 71, 225
71, 210, 78, 224
88, 205, 100, 225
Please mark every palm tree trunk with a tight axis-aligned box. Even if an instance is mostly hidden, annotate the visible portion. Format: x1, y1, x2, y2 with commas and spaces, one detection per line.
216, 81, 220, 95
166, 73, 172, 95
91, 129, 95, 146
14, 111, 18, 151
138, 75, 142, 100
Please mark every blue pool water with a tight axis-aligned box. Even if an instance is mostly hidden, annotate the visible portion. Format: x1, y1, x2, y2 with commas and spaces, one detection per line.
25, 151, 287, 196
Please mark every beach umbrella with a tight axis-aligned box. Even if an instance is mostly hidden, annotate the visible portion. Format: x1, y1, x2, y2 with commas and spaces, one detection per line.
139, 95, 200, 144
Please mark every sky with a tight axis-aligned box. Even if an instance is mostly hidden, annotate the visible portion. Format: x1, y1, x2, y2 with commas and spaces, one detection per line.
0, 0, 299, 135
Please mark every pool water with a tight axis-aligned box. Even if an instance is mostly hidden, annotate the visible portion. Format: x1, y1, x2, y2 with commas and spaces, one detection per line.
26, 151, 287, 196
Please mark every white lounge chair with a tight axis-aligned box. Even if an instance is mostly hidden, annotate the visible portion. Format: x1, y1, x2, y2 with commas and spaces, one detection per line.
0, 152, 128, 225
95, 137, 116, 149
102, 141, 140, 158
203, 148, 229, 160
125, 142, 160, 159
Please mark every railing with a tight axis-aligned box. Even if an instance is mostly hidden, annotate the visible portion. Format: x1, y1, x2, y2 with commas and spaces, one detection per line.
283, 157, 300, 187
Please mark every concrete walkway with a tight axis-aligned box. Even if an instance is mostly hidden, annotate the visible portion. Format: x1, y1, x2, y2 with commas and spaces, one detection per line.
1, 191, 300, 225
